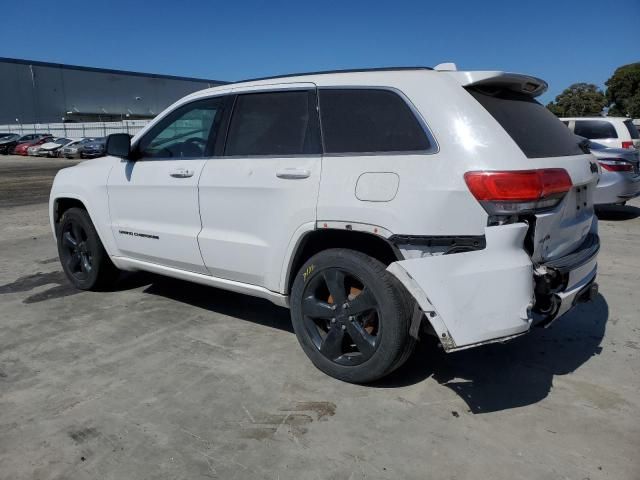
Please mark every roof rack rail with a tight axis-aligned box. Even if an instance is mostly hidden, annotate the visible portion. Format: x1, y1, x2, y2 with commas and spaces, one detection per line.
235, 66, 434, 84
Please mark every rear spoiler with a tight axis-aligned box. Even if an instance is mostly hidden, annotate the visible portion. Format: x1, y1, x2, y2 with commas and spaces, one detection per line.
444, 71, 548, 98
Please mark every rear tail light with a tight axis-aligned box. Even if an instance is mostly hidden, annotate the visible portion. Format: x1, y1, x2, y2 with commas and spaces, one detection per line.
464, 169, 573, 215
598, 159, 634, 172
622, 141, 634, 149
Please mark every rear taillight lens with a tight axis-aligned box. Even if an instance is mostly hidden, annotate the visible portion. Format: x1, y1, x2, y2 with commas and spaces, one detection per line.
464, 169, 573, 215
598, 159, 634, 172
622, 141, 634, 149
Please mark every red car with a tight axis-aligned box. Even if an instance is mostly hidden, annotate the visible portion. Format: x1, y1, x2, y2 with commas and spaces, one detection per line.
12, 135, 53, 155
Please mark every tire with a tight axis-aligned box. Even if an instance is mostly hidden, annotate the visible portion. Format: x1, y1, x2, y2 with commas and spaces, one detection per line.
57, 207, 120, 290
290, 248, 413, 383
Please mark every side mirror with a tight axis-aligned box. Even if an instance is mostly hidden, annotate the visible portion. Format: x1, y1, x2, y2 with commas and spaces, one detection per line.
106, 133, 132, 159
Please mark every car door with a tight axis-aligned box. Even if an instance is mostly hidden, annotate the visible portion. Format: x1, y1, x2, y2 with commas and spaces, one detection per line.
198, 84, 322, 291
107, 96, 227, 274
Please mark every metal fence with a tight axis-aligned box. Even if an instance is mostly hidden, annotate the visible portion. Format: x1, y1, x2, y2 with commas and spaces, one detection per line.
0, 120, 151, 138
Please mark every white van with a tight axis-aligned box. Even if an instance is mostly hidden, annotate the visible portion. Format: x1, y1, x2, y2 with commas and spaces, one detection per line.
562, 117, 640, 150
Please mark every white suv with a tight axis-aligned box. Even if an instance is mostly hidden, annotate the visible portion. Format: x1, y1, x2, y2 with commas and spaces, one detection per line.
50, 66, 600, 383
561, 117, 640, 150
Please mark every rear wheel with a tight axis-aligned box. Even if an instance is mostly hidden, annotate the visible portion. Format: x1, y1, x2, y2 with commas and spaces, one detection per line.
57, 207, 120, 290
290, 248, 413, 383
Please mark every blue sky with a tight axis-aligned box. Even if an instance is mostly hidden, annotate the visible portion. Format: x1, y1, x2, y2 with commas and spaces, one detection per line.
2, 0, 638, 104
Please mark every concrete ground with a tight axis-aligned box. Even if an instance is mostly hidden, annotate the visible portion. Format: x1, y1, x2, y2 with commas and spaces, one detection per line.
0, 155, 638, 480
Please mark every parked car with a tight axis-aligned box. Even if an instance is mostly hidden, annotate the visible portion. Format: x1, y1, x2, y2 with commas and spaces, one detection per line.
562, 117, 640, 150
60, 137, 99, 159
586, 138, 640, 205
2, 133, 46, 155
38, 138, 75, 157
80, 137, 106, 158
27, 145, 43, 156
12, 134, 53, 155
0, 134, 21, 154
50, 66, 600, 383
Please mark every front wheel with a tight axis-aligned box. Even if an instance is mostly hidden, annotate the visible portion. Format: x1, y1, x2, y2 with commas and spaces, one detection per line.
290, 248, 413, 383
57, 207, 120, 290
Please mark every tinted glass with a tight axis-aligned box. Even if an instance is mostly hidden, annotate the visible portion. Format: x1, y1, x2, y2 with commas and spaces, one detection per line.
468, 88, 584, 158
319, 89, 429, 154
573, 120, 618, 139
139, 98, 223, 158
225, 90, 319, 156
624, 120, 639, 139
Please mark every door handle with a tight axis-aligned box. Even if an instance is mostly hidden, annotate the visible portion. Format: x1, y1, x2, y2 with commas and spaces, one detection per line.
276, 168, 311, 179
169, 168, 195, 178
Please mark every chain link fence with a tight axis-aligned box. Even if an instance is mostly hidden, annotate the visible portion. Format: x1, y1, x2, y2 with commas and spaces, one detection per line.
0, 120, 151, 138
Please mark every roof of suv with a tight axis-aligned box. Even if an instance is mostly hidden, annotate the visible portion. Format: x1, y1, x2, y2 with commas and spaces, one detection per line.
182, 66, 548, 103
236, 66, 434, 83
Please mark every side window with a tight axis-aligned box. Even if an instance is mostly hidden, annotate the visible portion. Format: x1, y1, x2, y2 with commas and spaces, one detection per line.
319, 89, 431, 154
138, 97, 224, 159
573, 120, 618, 139
224, 90, 320, 156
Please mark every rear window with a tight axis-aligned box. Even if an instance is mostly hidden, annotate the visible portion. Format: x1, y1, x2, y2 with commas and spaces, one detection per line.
573, 120, 618, 139
468, 88, 583, 158
624, 120, 639, 139
319, 89, 431, 154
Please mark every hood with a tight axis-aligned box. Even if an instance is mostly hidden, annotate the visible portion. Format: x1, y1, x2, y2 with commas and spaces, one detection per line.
40, 142, 63, 149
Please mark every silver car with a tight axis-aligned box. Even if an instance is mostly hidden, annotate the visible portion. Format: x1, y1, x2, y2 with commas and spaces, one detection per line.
588, 140, 640, 205
60, 138, 99, 159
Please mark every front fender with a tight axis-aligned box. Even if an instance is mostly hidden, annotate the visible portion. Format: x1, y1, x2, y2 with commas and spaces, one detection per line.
49, 158, 118, 256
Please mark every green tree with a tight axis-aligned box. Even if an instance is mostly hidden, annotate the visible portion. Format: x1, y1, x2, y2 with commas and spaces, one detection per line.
546, 83, 608, 117
606, 62, 640, 117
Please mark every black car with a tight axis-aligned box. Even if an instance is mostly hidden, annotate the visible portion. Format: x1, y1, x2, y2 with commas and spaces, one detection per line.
0, 134, 21, 155
80, 138, 106, 159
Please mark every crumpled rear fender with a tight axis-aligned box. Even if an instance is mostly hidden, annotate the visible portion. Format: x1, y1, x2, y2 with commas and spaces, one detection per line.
387, 223, 534, 351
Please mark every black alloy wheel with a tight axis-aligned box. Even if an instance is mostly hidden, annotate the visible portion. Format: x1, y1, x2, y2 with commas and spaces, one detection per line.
301, 268, 380, 366
60, 220, 93, 282
57, 207, 119, 290
290, 248, 414, 383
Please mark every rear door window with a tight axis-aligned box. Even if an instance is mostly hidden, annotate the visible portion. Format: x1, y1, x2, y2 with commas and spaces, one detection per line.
624, 120, 639, 139
468, 88, 583, 158
573, 120, 618, 139
319, 89, 431, 154
224, 90, 320, 156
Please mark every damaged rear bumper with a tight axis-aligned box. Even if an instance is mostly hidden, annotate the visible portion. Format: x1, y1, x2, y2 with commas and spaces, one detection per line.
387, 223, 599, 352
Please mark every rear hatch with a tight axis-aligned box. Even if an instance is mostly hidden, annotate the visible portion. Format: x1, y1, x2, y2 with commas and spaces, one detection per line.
452, 72, 599, 263
623, 119, 640, 150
